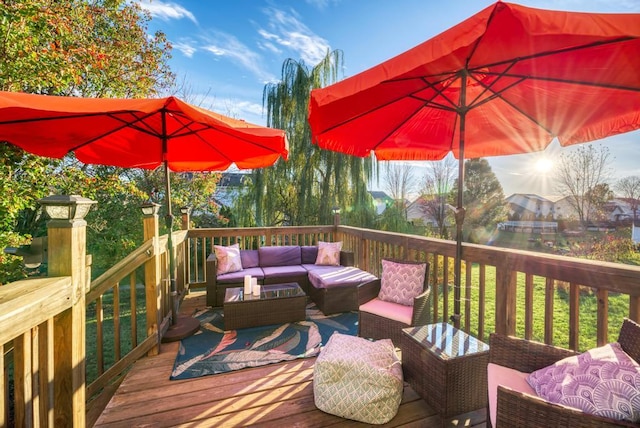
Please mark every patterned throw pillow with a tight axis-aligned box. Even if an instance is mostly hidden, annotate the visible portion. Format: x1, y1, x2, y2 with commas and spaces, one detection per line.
315, 241, 342, 266
214, 243, 243, 275
378, 259, 427, 306
527, 342, 640, 422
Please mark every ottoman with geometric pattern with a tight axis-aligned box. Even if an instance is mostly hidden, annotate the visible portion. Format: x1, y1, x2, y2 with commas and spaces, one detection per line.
313, 332, 403, 424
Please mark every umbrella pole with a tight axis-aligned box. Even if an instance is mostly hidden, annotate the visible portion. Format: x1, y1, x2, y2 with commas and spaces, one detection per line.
452, 73, 468, 329
164, 160, 178, 326
160, 129, 199, 342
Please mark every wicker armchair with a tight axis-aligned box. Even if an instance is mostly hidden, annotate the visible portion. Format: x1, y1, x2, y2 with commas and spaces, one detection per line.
358, 259, 431, 346
488, 318, 640, 427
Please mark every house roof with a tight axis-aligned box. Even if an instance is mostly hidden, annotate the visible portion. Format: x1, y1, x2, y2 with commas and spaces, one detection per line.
369, 190, 392, 200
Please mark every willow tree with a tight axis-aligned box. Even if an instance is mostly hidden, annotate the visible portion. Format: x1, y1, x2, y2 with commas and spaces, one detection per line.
238, 51, 376, 228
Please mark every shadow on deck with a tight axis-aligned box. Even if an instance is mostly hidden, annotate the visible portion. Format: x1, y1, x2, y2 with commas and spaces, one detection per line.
93, 291, 487, 427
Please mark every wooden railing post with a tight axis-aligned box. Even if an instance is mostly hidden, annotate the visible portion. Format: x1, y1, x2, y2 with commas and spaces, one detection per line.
142, 203, 162, 356
494, 254, 517, 336
181, 207, 190, 230
41, 195, 95, 427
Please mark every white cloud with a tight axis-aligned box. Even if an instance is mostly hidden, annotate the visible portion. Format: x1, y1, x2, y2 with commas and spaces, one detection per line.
257, 39, 282, 55
201, 32, 276, 84
304, 0, 340, 10
137, 0, 197, 24
172, 41, 197, 58
197, 94, 266, 126
259, 7, 331, 66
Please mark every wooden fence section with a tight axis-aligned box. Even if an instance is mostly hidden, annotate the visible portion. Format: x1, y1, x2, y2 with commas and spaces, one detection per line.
84, 220, 191, 426
1, 277, 74, 427
337, 225, 640, 349
3, 216, 640, 425
186, 224, 640, 351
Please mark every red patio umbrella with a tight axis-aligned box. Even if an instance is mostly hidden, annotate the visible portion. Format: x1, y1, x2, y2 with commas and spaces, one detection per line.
308, 2, 640, 327
0, 91, 288, 339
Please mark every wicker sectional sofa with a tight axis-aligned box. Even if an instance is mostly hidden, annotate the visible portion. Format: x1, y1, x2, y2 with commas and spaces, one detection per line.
206, 245, 378, 314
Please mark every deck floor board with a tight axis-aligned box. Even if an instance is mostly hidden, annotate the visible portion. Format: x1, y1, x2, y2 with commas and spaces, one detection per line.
93, 291, 487, 427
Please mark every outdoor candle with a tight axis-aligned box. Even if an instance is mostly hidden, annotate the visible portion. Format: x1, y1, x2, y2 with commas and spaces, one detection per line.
244, 275, 252, 295
252, 278, 260, 296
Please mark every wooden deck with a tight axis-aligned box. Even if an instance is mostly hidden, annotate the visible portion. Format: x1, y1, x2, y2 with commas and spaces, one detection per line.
93, 291, 487, 427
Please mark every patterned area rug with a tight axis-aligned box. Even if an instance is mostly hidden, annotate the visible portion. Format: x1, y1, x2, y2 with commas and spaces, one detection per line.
170, 304, 358, 380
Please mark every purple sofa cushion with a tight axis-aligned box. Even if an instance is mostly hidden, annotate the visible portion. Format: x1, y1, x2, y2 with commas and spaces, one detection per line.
259, 245, 301, 267
240, 249, 259, 268
309, 267, 377, 289
301, 246, 319, 264
261, 265, 307, 278
217, 267, 264, 283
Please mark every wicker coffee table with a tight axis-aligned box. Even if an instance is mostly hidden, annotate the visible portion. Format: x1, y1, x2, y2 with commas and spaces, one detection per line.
401, 323, 490, 418
223, 282, 306, 330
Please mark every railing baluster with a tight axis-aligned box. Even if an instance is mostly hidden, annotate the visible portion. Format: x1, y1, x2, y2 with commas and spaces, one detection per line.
0, 344, 4, 428
478, 264, 486, 341
130, 272, 138, 348
544, 278, 554, 345
569, 282, 580, 350
97, 296, 104, 375
14, 331, 33, 427
597, 288, 608, 346
524, 274, 534, 340
114, 283, 121, 361
464, 261, 472, 333
443, 255, 449, 323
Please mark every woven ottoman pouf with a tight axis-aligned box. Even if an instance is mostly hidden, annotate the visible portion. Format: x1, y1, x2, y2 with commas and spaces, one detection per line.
313, 332, 403, 424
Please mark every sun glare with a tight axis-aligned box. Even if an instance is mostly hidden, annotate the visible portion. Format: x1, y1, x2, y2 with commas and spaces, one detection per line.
534, 157, 554, 174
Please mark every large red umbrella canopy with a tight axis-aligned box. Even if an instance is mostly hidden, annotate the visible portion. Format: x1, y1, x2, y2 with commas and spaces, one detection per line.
308, 1, 640, 326
0, 91, 288, 171
308, 2, 640, 160
0, 91, 288, 336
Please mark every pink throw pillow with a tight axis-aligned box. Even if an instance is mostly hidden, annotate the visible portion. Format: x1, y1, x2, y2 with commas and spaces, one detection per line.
214, 243, 243, 274
315, 241, 342, 266
378, 259, 427, 306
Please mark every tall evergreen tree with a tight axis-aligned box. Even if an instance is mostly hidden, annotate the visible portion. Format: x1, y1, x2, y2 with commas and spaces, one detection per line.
452, 158, 507, 243
240, 51, 376, 228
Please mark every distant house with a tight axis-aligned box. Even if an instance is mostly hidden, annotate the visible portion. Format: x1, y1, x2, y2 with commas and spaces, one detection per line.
605, 198, 639, 222
505, 193, 577, 220
406, 196, 446, 227
505, 193, 556, 220
213, 172, 251, 208
369, 191, 393, 215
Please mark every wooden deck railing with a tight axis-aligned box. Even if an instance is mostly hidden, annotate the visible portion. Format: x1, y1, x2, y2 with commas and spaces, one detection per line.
184, 224, 640, 351
3, 206, 640, 425
1, 206, 193, 427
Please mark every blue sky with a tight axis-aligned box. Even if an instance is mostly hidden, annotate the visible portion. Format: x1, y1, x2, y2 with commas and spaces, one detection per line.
138, 0, 640, 197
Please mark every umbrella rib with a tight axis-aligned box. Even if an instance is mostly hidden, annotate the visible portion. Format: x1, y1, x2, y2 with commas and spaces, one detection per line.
370, 102, 433, 153
480, 36, 637, 74
482, 71, 640, 93
63, 111, 160, 152
0, 111, 116, 126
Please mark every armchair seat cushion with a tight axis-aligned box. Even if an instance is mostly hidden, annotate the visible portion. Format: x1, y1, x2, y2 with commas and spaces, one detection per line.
359, 298, 413, 325
488, 362, 536, 428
